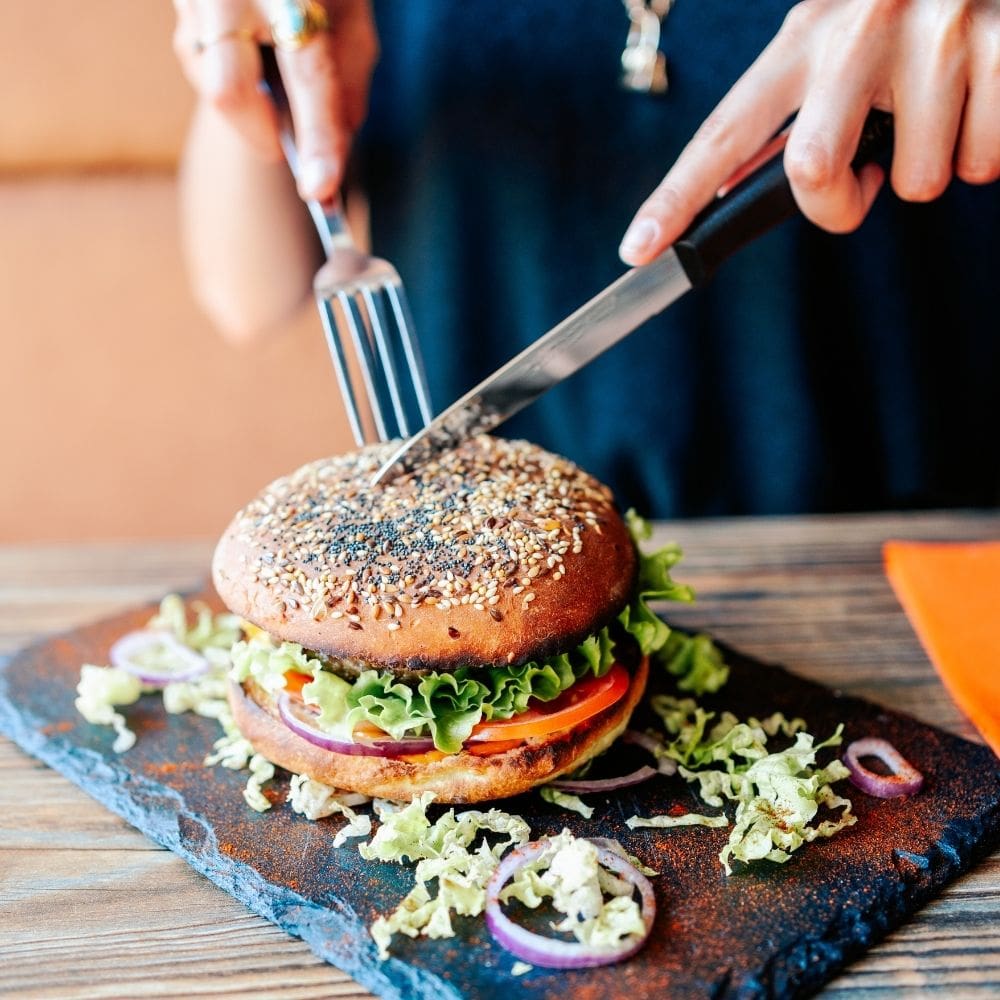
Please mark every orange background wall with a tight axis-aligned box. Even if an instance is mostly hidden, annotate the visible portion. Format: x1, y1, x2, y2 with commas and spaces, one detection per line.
0, 0, 355, 543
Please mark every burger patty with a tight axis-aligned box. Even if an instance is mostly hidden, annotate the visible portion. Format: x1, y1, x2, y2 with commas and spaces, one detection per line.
310, 626, 642, 685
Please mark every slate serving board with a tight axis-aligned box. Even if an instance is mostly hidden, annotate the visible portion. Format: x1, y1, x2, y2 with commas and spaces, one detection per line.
1, 592, 999, 1000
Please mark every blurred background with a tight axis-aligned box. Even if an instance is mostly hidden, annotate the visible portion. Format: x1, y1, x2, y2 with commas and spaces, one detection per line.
0, 0, 354, 544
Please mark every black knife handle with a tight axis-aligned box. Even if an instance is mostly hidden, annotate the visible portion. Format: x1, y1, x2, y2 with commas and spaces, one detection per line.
673, 110, 894, 288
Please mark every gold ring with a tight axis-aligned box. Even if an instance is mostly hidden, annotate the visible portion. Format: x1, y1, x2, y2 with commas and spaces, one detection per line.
193, 28, 256, 55
269, 0, 329, 51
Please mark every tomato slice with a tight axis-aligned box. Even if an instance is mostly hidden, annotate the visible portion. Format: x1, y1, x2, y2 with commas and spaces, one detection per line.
466, 663, 630, 743
283, 670, 312, 697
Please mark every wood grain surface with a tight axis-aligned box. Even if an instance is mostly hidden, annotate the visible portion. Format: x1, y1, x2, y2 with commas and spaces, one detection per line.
1, 512, 998, 999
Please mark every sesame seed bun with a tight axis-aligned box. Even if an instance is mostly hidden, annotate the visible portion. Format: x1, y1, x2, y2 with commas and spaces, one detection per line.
227, 655, 649, 803
212, 436, 637, 673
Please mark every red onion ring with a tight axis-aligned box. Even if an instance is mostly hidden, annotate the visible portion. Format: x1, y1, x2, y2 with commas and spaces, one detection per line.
623, 728, 678, 776
843, 738, 924, 798
277, 693, 436, 757
110, 630, 209, 686
549, 765, 658, 794
485, 837, 656, 968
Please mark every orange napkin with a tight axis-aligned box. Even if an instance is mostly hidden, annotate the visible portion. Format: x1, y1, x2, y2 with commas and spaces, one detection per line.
884, 541, 1000, 756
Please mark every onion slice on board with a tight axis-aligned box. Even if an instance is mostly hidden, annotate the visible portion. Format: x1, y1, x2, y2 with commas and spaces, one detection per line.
277, 692, 436, 758
485, 838, 656, 969
110, 630, 209, 686
549, 765, 658, 795
843, 737, 924, 798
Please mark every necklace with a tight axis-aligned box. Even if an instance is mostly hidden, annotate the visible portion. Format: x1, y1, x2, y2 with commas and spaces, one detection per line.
620, 0, 674, 94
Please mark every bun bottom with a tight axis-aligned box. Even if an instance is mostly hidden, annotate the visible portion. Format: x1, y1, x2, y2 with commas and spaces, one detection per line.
228, 657, 649, 804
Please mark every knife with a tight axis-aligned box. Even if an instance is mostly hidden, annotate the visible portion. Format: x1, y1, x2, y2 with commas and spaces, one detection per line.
372, 111, 894, 485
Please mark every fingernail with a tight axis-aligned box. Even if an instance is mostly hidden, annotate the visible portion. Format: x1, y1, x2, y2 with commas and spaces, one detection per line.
298, 157, 338, 199
619, 218, 660, 261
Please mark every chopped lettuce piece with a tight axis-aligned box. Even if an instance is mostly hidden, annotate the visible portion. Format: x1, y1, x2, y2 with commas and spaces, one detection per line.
511, 961, 533, 976
75, 664, 142, 752
243, 753, 275, 812
651, 695, 806, 772
203, 729, 277, 813
147, 594, 243, 654
288, 774, 372, 846
626, 811, 728, 830
360, 792, 531, 958
655, 630, 730, 695
499, 830, 646, 950
540, 786, 595, 818
162, 673, 229, 720
719, 729, 855, 874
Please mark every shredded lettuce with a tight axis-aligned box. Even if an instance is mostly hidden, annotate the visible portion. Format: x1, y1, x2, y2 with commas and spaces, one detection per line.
625, 812, 728, 831
229, 518, 692, 752
162, 674, 230, 720
243, 753, 276, 812
651, 695, 806, 771
642, 694, 854, 873
655, 630, 730, 696
719, 729, 855, 873
359, 792, 531, 958
147, 594, 243, 656
499, 829, 647, 950
75, 665, 142, 752
288, 774, 372, 846
540, 786, 594, 818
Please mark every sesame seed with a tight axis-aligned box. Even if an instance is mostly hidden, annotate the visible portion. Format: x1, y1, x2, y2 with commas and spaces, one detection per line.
233, 436, 619, 622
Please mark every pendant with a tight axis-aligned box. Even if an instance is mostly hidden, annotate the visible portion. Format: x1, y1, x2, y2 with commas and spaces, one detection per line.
621, 6, 668, 95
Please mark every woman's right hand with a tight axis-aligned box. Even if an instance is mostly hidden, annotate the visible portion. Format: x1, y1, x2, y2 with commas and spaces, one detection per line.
172, 0, 378, 202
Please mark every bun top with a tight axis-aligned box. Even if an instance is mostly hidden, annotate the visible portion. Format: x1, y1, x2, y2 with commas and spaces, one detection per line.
212, 436, 637, 671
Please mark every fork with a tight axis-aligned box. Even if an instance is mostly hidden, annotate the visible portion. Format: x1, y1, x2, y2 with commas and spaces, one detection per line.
260, 49, 433, 446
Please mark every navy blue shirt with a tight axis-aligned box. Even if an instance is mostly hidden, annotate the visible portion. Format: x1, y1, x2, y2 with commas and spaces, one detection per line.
360, 0, 1000, 516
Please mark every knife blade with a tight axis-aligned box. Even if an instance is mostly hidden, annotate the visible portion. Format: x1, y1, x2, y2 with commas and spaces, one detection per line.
372, 111, 894, 486
372, 249, 691, 483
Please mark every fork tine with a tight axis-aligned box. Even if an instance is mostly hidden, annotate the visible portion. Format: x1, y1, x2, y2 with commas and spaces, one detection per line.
337, 290, 390, 442
362, 286, 411, 439
385, 282, 434, 428
318, 294, 366, 447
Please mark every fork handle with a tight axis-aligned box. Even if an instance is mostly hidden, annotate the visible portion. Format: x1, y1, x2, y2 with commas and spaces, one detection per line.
258, 45, 354, 256
674, 111, 894, 288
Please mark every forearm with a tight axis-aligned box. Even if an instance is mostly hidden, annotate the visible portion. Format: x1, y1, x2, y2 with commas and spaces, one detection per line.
179, 99, 320, 342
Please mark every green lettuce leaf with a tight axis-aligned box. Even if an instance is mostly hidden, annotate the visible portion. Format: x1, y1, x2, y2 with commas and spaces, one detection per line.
618, 510, 693, 655
655, 630, 730, 695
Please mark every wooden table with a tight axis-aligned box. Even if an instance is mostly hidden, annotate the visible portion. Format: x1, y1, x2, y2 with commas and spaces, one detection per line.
1, 512, 998, 998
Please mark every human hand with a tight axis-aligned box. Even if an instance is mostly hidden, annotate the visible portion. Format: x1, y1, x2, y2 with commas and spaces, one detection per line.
620, 0, 1000, 265
173, 0, 378, 202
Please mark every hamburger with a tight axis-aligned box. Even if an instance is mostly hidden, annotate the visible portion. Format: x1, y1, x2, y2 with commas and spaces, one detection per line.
213, 435, 685, 803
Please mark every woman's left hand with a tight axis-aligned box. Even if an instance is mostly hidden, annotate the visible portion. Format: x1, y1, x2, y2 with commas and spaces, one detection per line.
620, 0, 1000, 265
